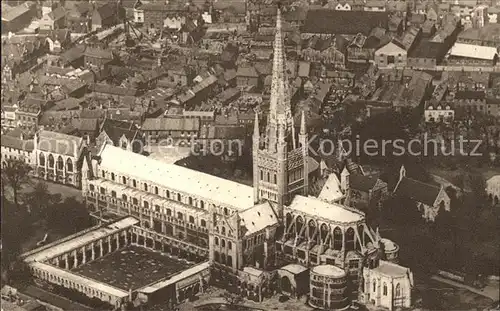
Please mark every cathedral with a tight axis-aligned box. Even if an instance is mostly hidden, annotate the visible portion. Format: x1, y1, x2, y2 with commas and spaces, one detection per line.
22, 7, 413, 311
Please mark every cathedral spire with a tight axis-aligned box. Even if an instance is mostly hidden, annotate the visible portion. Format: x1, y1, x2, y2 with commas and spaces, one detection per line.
268, 5, 292, 128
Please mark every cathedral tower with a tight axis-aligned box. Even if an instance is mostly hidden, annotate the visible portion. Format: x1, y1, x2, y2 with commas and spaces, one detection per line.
253, 6, 309, 214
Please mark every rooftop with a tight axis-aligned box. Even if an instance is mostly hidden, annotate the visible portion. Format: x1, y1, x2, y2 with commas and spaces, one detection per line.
37, 130, 84, 157
372, 260, 410, 278
23, 217, 139, 263
311, 264, 346, 278
98, 145, 255, 210
302, 10, 389, 35
239, 202, 279, 237
448, 43, 498, 60
287, 195, 364, 224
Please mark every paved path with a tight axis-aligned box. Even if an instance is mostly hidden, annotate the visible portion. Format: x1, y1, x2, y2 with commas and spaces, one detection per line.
431, 275, 499, 301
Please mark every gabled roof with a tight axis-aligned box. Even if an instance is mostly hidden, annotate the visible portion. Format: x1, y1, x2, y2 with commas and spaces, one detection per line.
48, 6, 66, 20
239, 202, 279, 236
141, 117, 200, 132
302, 10, 389, 35
95, 3, 116, 20
288, 195, 364, 224
37, 130, 84, 157
394, 177, 441, 206
318, 173, 344, 203
350, 174, 380, 192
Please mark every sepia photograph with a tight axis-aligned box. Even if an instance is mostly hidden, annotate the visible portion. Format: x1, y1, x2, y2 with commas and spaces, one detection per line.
1, 0, 499, 310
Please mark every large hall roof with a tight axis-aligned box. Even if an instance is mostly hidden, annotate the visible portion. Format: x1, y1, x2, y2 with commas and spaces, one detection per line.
98, 144, 255, 210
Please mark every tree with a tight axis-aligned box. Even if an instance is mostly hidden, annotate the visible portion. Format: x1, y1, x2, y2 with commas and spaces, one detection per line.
222, 291, 243, 308
1, 158, 32, 209
46, 197, 91, 235
24, 181, 61, 217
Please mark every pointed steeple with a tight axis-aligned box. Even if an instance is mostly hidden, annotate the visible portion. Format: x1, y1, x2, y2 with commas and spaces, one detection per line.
268, 5, 292, 128
300, 110, 306, 135
253, 111, 259, 138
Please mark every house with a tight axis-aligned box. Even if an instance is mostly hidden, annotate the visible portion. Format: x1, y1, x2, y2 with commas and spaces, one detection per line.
84, 47, 114, 67
213, 0, 246, 23
341, 166, 388, 211
44, 29, 72, 53
447, 43, 499, 67
364, 0, 386, 12
1, 1, 37, 34
236, 66, 260, 88
301, 10, 389, 37
1, 135, 35, 167
374, 40, 407, 68
142, 2, 186, 31
96, 118, 143, 153
39, 6, 67, 30
486, 175, 500, 205
393, 166, 451, 222
424, 100, 454, 124
407, 41, 446, 68
92, 3, 118, 31
141, 117, 200, 145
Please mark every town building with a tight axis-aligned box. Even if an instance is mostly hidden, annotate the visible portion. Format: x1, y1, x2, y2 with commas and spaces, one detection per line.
424, 100, 454, 123
34, 130, 86, 188
374, 40, 407, 68
360, 257, 413, 311
39, 6, 67, 30
486, 176, 500, 205
1, 135, 35, 166
1, 1, 37, 34
393, 166, 451, 222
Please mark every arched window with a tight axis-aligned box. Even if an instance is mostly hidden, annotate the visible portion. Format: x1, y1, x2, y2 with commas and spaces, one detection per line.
39, 153, 45, 166
177, 193, 181, 201
177, 212, 183, 220
200, 201, 204, 209
154, 186, 158, 195
221, 239, 226, 247
395, 283, 401, 297
224, 207, 228, 215
132, 179, 137, 187
122, 176, 126, 184
66, 158, 73, 172
215, 237, 219, 245
144, 201, 149, 208
345, 227, 355, 251
111, 173, 115, 181
48, 154, 54, 168
383, 283, 387, 296
189, 216, 195, 223
227, 255, 233, 267
221, 254, 226, 265
260, 170, 263, 180
201, 219, 207, 227
189, 197, 193, 205
373, 280, 376, 292
221, 226, 226, 235
166, 209, 172, 216
214, 251, 220, 262
274, 174, 277, 184
111, 191, 116, 198
166, 190, 170, 198
122, 194, 127, 201
144, 184, 148, 191
57, 156, 64, 170
267, 172, 270, 182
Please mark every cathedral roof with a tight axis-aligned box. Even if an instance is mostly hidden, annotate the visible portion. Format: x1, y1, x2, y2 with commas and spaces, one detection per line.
98, 144, 254, 210
318, 173, 344, 203
239, 202, 279, 236
288, 195, 364, 224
